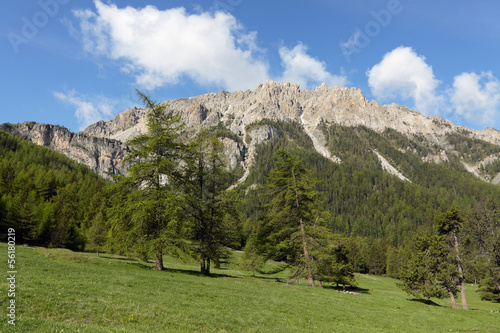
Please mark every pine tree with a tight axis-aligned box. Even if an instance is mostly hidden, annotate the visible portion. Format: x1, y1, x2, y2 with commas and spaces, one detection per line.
464, 198, 500, 302
398, 234, 458, 307
435, 208, 468, 309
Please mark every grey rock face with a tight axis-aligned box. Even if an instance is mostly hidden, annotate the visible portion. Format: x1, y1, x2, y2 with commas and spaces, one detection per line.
1, 122, 128, 180
4, 81, 500, 184
83, 81, 500, 147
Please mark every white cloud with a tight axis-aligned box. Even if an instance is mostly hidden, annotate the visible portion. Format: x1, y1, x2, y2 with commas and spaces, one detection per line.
367, 46, 443, 115
73, 1, 270, 91
450, 71, 500, 126
54, 89, 115, 130
278, 43, 347, 89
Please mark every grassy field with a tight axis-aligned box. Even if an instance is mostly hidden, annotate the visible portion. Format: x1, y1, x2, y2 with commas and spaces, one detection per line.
1, 243, 499, 332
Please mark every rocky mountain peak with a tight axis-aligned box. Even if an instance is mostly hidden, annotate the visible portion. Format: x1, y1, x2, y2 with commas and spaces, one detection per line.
3, 81, 500, 184
79, 81, 500, 185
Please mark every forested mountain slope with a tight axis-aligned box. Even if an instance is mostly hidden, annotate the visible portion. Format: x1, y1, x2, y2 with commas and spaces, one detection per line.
0, 130, 107, 249
2, 82, 500, 251
232, 120, 500, 248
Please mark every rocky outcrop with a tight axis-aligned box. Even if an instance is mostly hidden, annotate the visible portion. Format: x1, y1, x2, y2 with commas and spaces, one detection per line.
373, 150, 411, 183
0, 122, 128, 180
83, 81, 500, 148
80, 81, 500, 183
4, 81, 500, 184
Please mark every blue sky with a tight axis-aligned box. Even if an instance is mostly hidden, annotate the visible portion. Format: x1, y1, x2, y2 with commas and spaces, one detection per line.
2, 0, 500, 132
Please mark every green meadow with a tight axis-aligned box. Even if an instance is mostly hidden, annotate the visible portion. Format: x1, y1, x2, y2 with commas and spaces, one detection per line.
1, 243, 499, 333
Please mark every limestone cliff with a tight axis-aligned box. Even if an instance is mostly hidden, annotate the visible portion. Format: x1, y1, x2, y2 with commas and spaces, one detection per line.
81, 81, 500, 184
3, 81, 500, 184
0, 122, 128, 180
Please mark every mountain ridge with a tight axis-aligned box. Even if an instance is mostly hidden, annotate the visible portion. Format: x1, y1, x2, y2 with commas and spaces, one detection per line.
2, 81, 500, 184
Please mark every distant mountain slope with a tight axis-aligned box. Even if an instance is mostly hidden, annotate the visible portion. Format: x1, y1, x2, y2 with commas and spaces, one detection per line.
0, 122, 129, 180
2, 82, 500, 249
81, 81, 500, 185
0, 130, 107, 248
2, 81, 500, 184
230, 120, 500, 245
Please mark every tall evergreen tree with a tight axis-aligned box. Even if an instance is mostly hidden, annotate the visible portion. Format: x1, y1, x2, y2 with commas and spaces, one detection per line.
261, 150, 321, 286
116, 90, 187, 270
435, 208, 468, 309
464, 198, 500, 302
182, 129, 238, 275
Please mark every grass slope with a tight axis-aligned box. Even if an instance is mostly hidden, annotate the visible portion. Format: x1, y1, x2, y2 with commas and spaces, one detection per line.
1, 243, 499, 332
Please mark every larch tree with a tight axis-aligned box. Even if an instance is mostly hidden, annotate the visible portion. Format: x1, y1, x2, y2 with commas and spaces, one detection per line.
314, 236, 357, 289
238, 233, 265, 277
117, 90, 187, 270
262, 150, 321, 286
181, 128, 238, 275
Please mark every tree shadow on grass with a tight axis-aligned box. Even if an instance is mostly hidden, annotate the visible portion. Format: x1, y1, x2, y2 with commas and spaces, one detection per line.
130, 262, 241, 279
322, 285, 371, 294
408, 298, 442, 306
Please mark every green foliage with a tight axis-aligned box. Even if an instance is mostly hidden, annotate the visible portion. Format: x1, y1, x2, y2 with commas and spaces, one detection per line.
209, 122, 244, 144
386, 246, 411, 279
480, 159, 500, 179
464, 197, 500, 302
182, 128, 240, 274
398, 234, 457, 301
259, 149, 355, 286
110, 90, 188, 270
260, 150, 321, 285
446, 133, 500, 163
314, 236, 357, 287
237, 235, 265, 276
434, 208, 463, 236
477, 271, 500, 302
0, 130, 106, 250
236, 121, 500, 282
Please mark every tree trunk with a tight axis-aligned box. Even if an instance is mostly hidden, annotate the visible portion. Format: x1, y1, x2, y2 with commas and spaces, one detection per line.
200, 256, 206, 274
292, 171, 315, 287
453, 232, 468, 309
448, 290, 457, 309
445, 281, 457, 309
214, 258, 221, 269
154, 254, 165, 270
300, 222, 315, 287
